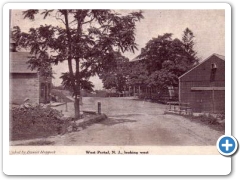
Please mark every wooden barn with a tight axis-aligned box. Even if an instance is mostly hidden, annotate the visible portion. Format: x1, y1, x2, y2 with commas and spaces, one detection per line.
10, 39, 51, 105
179, 54, 225, 113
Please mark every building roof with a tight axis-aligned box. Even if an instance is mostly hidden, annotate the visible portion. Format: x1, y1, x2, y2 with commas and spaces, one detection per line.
51, 89, 74, 102
10, 52, 38, 73
214, 53, 225, 60
178, 53, 225, 79
130, 55, 144, 62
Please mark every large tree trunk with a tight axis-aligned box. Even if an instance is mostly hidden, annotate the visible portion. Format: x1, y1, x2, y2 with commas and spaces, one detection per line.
72, 82, 81, 119
74, 97, 80, 119
74, 58, 81, 119
73, 12, 84, 120
63, 10, 81, 119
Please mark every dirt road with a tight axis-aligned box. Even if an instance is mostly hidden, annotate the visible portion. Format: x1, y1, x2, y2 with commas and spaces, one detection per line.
48, 97, 224, 146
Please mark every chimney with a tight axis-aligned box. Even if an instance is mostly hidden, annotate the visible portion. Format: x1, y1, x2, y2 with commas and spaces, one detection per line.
10, 10, 17, 52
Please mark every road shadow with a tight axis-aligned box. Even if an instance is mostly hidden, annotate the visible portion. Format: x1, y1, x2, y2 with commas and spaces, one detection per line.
132, 98, 166, 104
111, 114, 143, 118
98, 118, 137, 126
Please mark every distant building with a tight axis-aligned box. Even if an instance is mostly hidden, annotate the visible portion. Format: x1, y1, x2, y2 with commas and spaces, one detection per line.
179, 54, 225, 113
128, 56, 145, 96
10, 39, 51, 104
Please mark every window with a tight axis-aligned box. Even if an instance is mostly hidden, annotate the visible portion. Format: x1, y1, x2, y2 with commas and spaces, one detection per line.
211, 63, 217, 69
40, 83, 45, 98
210, 63, 217, 81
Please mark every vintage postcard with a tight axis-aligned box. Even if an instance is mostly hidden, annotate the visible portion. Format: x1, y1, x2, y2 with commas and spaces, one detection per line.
3, 2, 232, 175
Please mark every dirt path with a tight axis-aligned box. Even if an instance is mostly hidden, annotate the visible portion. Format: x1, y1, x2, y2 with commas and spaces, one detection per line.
11, 97, 224, 146
47, 97, 224, 146
47, 115, 222, 146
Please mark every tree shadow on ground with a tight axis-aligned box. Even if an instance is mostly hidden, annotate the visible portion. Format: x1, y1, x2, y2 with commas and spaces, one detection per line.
111, 114, 142, 118
132, 98, 167, 104
97, 118, 137, 126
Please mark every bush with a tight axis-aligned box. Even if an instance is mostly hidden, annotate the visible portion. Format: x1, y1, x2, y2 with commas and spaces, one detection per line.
10, 105, 71, 141
189, 113, 225, 132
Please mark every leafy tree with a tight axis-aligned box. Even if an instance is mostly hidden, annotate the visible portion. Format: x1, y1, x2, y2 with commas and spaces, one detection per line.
139, 33, 173, 72
12, 9, 143, 118
127, 60, 149, 88
182, 27, 198, 62
137, 30, 198, 88
99, 51, 129, 93
60, 72, 94, 93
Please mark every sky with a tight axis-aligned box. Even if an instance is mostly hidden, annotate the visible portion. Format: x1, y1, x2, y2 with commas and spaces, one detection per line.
11, 9, 225, 89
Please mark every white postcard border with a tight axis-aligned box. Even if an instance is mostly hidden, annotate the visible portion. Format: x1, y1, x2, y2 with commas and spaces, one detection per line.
3, 2, 231, 175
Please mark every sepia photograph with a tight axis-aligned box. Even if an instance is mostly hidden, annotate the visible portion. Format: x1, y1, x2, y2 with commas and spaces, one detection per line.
9, 8, 225, 153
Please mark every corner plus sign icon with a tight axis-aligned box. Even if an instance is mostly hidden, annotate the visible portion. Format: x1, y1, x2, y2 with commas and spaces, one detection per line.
222, 139, 232, 151
217, 135, 238, 156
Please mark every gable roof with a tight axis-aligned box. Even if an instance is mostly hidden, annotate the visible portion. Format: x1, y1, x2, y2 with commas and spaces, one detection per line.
214, 53, 225, 60
10, 52, 38, 73
178, 53, 225, 79
130, 55, 144, 62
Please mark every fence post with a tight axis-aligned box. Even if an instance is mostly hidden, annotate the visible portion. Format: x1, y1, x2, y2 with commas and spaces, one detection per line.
98, 102, 101, 114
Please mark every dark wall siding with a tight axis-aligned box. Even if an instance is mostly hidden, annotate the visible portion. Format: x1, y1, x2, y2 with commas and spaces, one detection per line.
179, 55, 225, 113
180, 55, 225, 82
39, 76, 52, 103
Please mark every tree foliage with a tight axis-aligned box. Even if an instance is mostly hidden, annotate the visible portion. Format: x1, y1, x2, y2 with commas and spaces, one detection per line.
127, 60, 149, 87
60, 72, 94, 92
129, 28, 198, 88
12, 9, 143, 118
99, 51, 129, 92
182, 27, 198, 61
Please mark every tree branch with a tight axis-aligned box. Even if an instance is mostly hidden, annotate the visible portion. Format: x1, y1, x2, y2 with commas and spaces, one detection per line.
55, 16, 66, 25
62, 10, 76, 91
82, 17, 95, 25
69, 19, 77, 25
54, 11, 66, 25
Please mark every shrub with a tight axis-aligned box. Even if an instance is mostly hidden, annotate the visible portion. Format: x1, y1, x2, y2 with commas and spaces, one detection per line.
189, 113, 225, 132
10, 105, 71, 141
